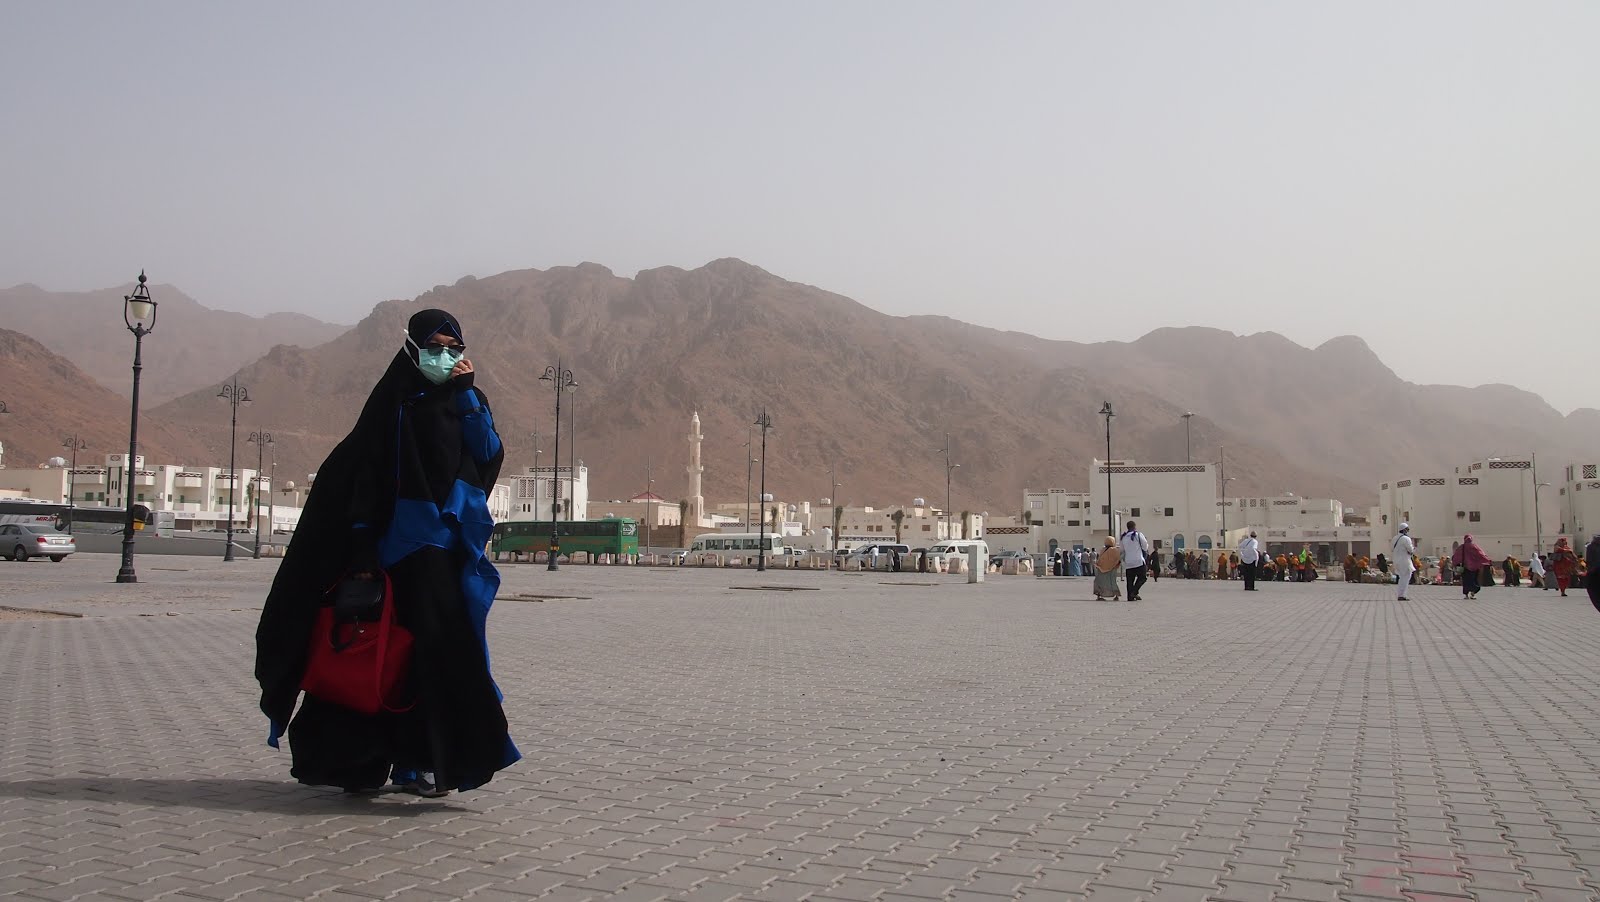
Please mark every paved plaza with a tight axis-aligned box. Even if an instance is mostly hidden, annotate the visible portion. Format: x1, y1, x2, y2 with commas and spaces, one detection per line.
2, 555, 1599, 901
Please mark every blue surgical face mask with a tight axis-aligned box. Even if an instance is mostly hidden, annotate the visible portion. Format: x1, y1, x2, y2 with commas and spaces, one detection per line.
407, 336, 463, 385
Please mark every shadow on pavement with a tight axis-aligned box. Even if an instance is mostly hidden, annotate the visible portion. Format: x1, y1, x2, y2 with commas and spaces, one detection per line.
0, 777, 461, 815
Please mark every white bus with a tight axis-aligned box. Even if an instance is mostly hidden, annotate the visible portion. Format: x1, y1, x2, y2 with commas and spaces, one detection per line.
688, 532, 788, 561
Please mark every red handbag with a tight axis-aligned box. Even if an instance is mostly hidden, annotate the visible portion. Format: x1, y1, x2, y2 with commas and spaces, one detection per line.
300, 571, 415, 715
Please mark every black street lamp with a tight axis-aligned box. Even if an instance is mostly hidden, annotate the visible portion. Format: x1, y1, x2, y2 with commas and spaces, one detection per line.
644, 455, 653, 553
538, 361, 576, 570
218, 377, 251, 562
117, 272, 157, 584
754, 409, 773, 571
61, 435, 87, 534
248, 431, 274, 559
1100, 402, 1115, 537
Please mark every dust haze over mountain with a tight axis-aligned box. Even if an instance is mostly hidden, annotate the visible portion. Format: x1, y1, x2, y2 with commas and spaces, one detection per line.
1, 259, 1564, 516
2, 3, 1595, 414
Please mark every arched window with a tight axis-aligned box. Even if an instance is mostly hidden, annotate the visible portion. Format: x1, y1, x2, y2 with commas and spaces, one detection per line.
1198, 535, 1213, 550
1172, 533, 1186, 551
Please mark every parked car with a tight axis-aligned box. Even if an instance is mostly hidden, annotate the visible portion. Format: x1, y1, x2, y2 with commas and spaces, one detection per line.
1, 523, 76, 562
990, 549, 1032, 568
845, 543, 911, 566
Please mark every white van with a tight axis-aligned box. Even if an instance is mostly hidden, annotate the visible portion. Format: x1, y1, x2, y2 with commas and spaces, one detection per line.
688, 532, 787, 561
921, 540, 989, 569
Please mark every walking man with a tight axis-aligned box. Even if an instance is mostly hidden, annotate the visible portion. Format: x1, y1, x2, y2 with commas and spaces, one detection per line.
1392, 523, 1416, 600
1120, 521, 1153, 601
1238, 530, 1262, 591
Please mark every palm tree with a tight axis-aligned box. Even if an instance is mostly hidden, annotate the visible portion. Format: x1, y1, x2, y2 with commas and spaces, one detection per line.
769, 504, 780, 536
891, 508, 906, 543
832, 504, 845, 552
960, 510, 972, 540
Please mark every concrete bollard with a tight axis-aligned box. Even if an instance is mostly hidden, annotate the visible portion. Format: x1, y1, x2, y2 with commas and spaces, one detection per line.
535, 551, 549, 564
968, 545, 985, 584
947, 556, 966, 575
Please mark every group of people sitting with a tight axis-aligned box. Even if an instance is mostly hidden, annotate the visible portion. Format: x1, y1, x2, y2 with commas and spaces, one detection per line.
1164, 546, 1321, 581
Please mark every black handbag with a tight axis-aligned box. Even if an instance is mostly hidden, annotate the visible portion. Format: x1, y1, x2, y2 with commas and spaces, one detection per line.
329, 576, 386, 650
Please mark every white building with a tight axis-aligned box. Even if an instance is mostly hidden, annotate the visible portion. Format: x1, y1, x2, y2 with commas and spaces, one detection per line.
507, 464, 589, 522
1557, 461, 1600, 539
1219, 496, 1344, 532
597, 492, 683, 528
1026, 459, 1221, 558
809, 501, 979, 551
1374, 455, 1563, 560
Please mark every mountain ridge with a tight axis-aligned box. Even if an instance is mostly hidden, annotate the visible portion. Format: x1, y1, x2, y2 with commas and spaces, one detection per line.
6, 260, 1590, 516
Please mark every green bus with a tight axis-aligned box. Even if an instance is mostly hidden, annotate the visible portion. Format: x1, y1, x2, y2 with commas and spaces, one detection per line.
491, 517, 639, 558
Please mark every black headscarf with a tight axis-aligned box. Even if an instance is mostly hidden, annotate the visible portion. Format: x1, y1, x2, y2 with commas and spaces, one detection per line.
255, 309, 504, 731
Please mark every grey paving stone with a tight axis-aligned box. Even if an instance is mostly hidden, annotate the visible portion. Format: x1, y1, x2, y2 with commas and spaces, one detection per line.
3, 560, 1600, 901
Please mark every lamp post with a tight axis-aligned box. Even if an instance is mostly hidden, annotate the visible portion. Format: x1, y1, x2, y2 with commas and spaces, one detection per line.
217, 377, 251, 562
1100, 402, 1115, 537
754, 409, 772, 571
644, 455, 653, 553
1219, 445, 1229, 541
538, 361, 576, 570
117, 272, 157, 584
1526, 449, 1548, 553
745, 422, 755, 533
940, 433, 961, 540
268, 442, 277, 554
569, 383, 578, 525
61, 435, 87, 534
1181, 411, 1194, 464
248, 431, 274, 559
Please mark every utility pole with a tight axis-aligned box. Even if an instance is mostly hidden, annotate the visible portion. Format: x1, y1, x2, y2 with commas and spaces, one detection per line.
754, 409, 773, 572
1181, 411, 1194, 464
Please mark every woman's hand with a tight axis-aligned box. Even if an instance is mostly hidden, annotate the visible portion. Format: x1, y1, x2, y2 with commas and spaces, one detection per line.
451, 358, 474, 380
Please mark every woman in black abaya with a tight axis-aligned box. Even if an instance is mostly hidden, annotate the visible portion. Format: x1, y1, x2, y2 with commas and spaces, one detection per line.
255, 310, 519, 796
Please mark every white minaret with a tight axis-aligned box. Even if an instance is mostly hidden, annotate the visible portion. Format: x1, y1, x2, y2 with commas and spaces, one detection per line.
687, 411, 705, 526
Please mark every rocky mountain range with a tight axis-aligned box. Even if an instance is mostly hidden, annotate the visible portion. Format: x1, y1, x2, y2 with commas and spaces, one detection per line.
4, 260, 1593, 514
0, 281, 345, 406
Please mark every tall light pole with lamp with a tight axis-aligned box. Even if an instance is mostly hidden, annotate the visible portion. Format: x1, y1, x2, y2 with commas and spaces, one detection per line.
644, 455, 653, 553
754, 409, 773, 571
61, 435, 87, 534
745, 422, 756, 532
538, 361, 576, 570
1100, 403, 1115, 538
248, 431, 274, 559
939, 433, 961, 540
117, 272, 157, 584
218, 378, 251, 562
1181, 411, 1195, 464
1530, 450, 1545, 554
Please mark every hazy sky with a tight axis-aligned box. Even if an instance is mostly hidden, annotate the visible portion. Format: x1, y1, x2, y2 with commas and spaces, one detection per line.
4, 2, 1595, 412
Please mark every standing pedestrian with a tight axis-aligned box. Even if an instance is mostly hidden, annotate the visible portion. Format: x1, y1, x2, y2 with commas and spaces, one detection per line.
1093, 536, 1122, 600
1549, 538, 1579, 597
1529, 551, 1547, 589
1120, 521, 1152, 601
1391, 524, 1417, 600
1150, 547, 1162, 582
1452, 533, 1491, 599
1238, 530, 1262, 591
255, 309, 519, 797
